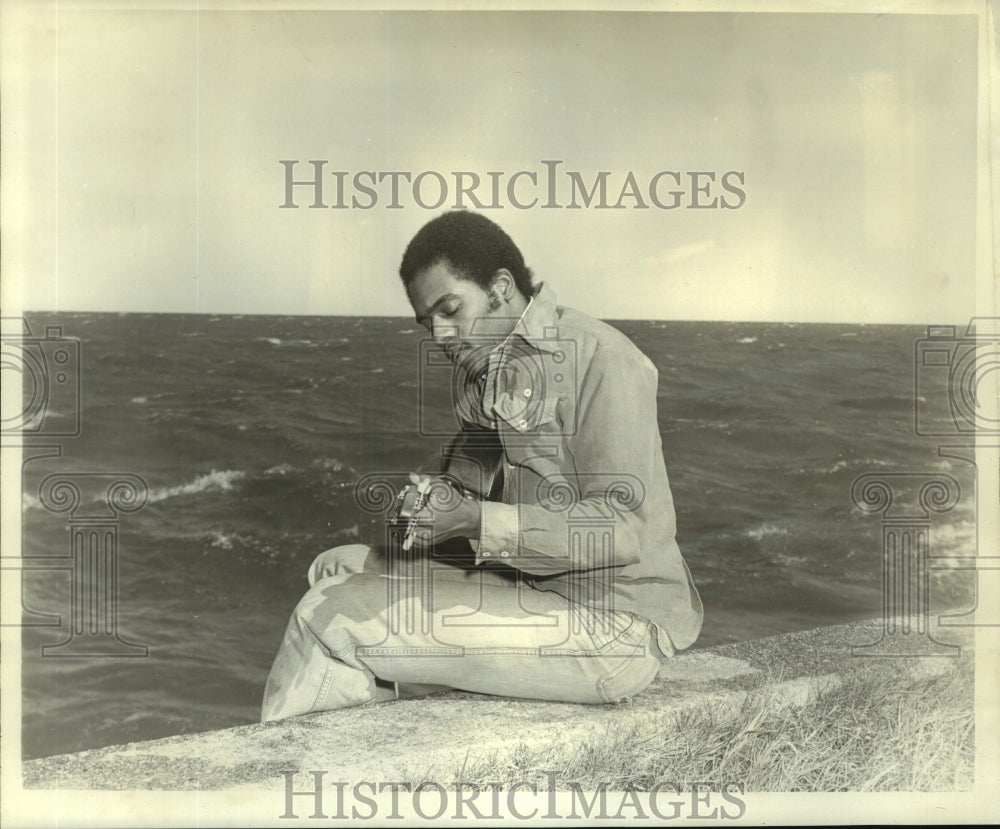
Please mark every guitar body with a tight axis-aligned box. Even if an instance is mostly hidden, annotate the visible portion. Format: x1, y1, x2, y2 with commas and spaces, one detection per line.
440, 427, 505, 500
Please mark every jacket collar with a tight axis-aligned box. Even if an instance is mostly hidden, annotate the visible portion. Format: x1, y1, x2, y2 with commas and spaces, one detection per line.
506, 282, 562, 354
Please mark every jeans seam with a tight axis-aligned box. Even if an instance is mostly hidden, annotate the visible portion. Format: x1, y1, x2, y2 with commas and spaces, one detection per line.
312, 663, 336, 710
582, 611, 647, 652
597, 653, 656, 704
297, 619, 341, 710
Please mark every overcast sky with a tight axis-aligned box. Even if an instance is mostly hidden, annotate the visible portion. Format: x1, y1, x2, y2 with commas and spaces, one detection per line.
3, 7, 988, 322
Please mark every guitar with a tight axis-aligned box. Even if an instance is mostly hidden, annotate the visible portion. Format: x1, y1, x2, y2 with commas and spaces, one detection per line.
440, 426, 505, 500
389, 427, 505, 555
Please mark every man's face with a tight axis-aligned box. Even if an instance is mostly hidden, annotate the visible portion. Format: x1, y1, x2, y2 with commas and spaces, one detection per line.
407, 261, 516, 364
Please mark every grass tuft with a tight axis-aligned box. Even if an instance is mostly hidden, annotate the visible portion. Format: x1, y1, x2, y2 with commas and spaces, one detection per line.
399, 658, 973, 792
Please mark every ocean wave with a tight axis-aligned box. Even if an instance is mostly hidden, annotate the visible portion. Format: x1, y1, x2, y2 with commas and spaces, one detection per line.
24, 409, 71, 421
737, 337, 758, 344
256, 337, 316, 347
148, 469, 246, 504
667, 416, 733, 431
208, 529, 240, 550
311, 457, 348, 472
819, 458, 895, 475
929, 519, 977, 557
206, 524, 360, 561
255, 458, 356, 488
21, 468, 248, 510
834, 396, 914, 411
264, 462, 296, 477
745, 522, 789, 541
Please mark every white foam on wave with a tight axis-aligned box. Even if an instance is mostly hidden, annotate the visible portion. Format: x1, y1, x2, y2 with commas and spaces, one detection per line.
822, 457, 895, 475
208, 530, 242, 551
745, 522, 789, 541
930, 519, 977, 555
737, 337, 757, 344
265, 462, 295, 476
23, 469, 246, 510
23, 409, 69, 422
148, 469, 246, 504
312, 457, 346, 472
258, 336, 315, 347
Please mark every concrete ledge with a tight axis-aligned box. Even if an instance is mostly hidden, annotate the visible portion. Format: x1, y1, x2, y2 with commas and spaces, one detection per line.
22, 618, 972, 790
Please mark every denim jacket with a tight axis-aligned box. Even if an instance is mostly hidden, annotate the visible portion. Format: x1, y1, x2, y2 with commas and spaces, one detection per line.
465, 282, 703, 652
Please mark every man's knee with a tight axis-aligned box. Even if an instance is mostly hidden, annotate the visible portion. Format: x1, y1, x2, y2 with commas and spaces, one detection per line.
308, 544, 374, 585
292, 571, 391, 637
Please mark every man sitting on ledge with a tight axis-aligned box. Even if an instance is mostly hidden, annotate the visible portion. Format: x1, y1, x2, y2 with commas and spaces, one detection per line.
261, 212, 702, 721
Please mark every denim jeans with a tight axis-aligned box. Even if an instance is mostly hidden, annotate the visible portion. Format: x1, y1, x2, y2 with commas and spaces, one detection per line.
260, 544, 665, 722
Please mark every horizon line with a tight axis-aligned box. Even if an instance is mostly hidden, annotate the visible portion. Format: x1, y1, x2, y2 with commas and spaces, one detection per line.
10, 309, 964, 328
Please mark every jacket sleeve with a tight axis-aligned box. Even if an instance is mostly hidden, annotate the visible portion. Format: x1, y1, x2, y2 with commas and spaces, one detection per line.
475, 343, 664, 576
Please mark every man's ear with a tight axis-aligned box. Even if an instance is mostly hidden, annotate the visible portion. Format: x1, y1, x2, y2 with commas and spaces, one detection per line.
490, 269, 515, 302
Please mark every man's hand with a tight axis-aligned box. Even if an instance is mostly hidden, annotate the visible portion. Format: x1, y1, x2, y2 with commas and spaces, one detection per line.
403, 473, 481, 552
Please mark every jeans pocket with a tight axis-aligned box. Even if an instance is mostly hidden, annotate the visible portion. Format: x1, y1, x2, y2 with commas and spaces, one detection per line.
596, 650, 660, 704
594, 617, 659, 703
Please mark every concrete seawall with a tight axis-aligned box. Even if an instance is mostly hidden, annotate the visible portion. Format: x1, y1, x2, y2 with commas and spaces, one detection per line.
22, 618, 972, 791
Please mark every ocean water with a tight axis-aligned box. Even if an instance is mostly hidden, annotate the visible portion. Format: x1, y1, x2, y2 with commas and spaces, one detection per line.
16, 313, 977, 759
